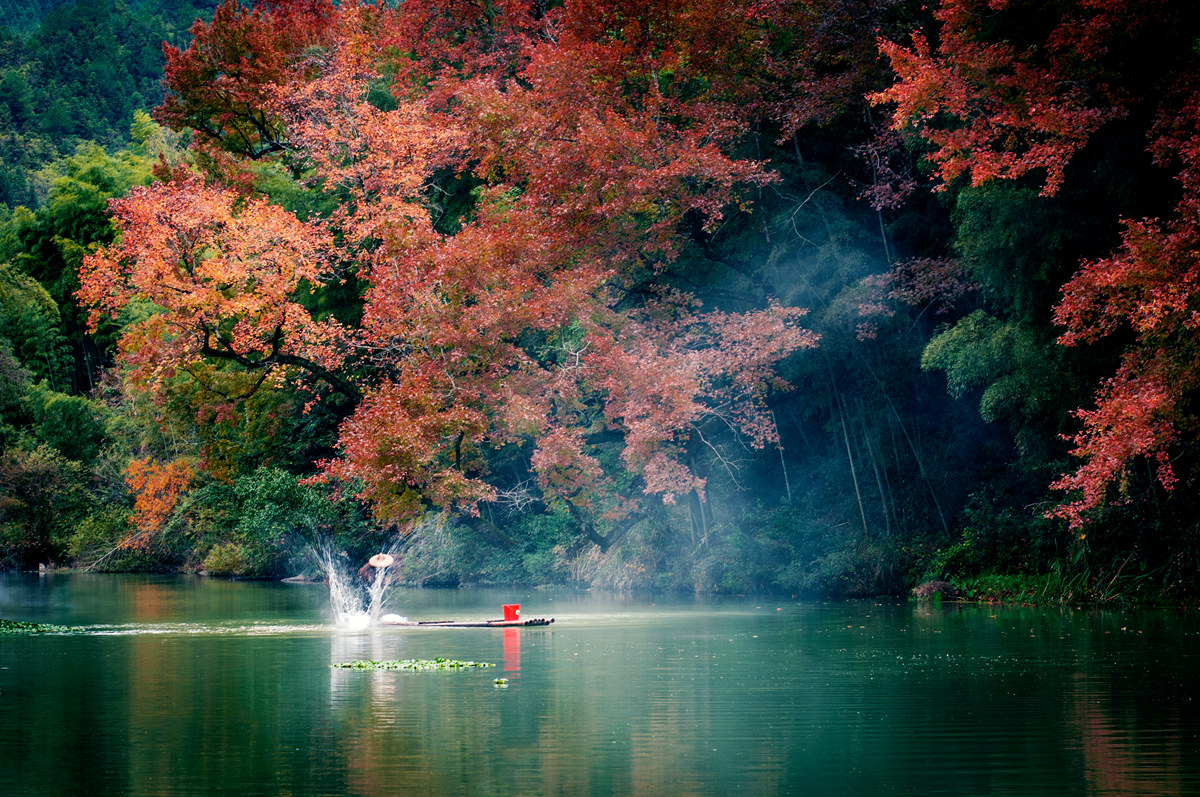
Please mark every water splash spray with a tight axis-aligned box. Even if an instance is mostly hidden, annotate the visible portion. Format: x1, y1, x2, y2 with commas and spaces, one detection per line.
305, 539, 405, 628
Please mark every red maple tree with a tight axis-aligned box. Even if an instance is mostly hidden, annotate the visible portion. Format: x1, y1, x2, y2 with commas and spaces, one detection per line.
84, 0, 820, 541
871, 0, 1153, 196
873, 0, 1200, 524
1050, 91, 1200, 525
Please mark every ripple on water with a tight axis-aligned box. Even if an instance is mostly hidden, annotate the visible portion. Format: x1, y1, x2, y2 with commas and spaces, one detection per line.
76, 622, 335, 636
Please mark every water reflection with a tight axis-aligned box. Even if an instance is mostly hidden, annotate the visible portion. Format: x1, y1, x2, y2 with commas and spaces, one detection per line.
503, 628, 521, 674
2, 576, 1200, 795
327, 631, 410, 795
1068, 642, 1194, 796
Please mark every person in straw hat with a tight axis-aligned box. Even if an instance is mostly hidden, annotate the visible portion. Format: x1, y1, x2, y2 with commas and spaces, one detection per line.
357, 553, 394, 585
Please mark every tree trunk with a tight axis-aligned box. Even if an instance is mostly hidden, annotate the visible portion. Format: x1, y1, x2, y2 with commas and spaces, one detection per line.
455, 512, 515, 549
853, 351, 951, 538
857, 396, 892, 538
838, 396, 870, 542
566, 503, 641, 552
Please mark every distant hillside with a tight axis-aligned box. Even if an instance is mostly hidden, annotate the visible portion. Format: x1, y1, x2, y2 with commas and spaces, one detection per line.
0, 0, 219, 207
0, 0, 218, 34
0, 0, 75, 34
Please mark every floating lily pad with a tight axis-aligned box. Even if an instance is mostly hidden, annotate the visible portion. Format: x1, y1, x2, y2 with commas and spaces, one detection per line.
0, 619, 73, 634
332, 657, 495, 672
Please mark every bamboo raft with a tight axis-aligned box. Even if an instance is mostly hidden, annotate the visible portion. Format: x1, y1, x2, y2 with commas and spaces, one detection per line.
421, 618, 553, 628
380, 616, 554, 628
379, 603, 551, 627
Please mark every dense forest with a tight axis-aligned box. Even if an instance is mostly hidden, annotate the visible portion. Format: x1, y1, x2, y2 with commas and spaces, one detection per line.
2, 0, 1198, 604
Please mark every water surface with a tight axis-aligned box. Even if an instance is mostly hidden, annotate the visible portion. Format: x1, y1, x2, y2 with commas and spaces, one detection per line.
1, 574, 1198, 795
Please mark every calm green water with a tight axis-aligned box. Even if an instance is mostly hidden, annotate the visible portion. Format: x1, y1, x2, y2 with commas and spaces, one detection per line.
1, 574, 1198, 796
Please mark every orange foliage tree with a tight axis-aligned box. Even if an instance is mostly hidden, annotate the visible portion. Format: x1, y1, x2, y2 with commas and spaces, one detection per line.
79, 176, 356, 402
82, 0, 819, 546
124, 457, 196, 547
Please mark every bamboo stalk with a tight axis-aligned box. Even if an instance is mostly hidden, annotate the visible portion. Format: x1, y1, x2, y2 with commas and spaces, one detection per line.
833, 390, 869, 542
771, 410, 792, 503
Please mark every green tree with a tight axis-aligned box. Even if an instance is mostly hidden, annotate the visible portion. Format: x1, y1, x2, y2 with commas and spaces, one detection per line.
0, 68, 33, 129
2, 139, 160, 391
0, 337, 30, 445
0, 442, 89, 568
23, 381, 107, 464
0, 261, 71, 388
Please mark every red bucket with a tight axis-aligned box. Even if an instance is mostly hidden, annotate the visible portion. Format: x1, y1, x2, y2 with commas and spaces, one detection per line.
502, 604, 520, 622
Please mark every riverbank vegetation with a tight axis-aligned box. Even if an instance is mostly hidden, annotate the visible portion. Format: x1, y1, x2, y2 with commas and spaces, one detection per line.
2, 0, 1199, 605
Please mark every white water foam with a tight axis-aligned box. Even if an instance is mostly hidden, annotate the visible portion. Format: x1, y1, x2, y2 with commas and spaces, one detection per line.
306, 539, 407, 628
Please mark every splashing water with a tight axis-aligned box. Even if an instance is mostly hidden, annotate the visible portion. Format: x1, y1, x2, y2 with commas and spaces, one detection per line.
306, 540, 405, 628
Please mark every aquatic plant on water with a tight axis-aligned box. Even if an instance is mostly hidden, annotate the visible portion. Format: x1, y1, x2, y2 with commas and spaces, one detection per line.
332, 657, 495, 671
0, 619, 73, 634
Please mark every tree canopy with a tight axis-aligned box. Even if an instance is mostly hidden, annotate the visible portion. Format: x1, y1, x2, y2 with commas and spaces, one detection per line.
4, 0, 1200, 600
83, 0, 819, 543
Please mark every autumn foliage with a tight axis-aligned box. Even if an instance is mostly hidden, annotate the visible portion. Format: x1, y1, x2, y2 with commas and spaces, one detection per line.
124, 457, 195, 546
874, 0, 1200, 525
79, 177, 352, 400
872, 0, 1146, 196
155, 0, 338, 160
82, 0, 819, 535
61, 0, 1200, 589
1049, 97, 1200, 525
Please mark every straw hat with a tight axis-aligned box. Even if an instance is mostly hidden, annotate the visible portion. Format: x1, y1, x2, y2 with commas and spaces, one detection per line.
368, 553, 394, 568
